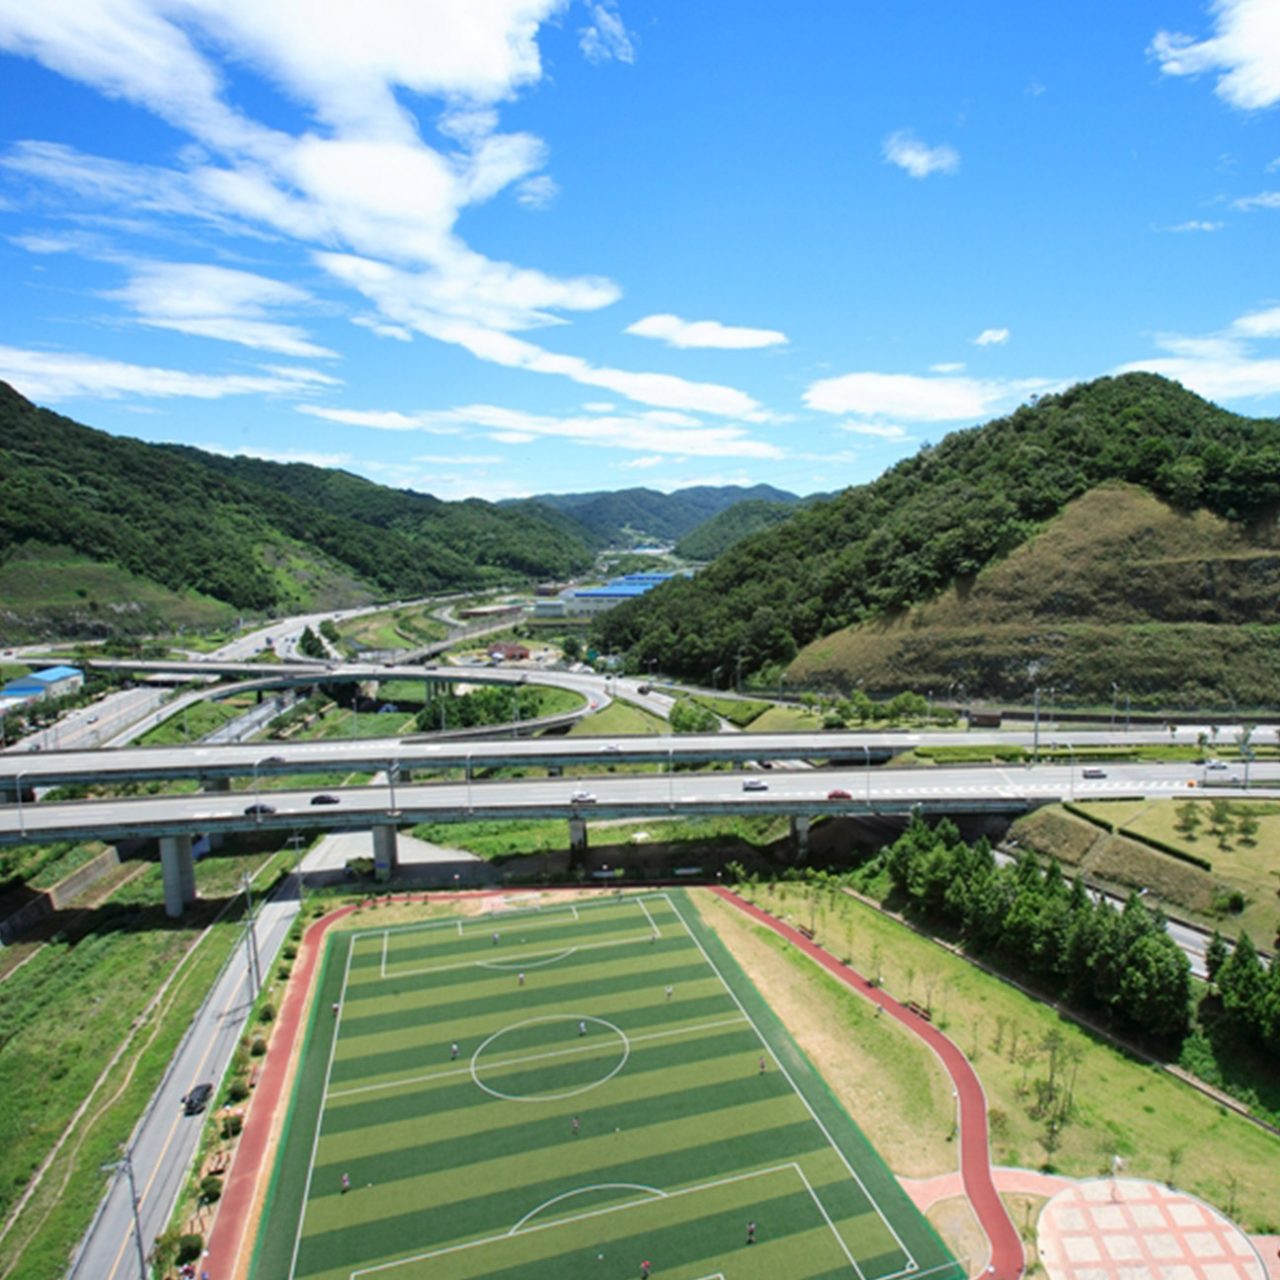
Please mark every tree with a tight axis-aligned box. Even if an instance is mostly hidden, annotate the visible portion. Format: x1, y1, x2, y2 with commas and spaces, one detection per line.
1205, 930, 1228, 988
1174, 801, 1202, 840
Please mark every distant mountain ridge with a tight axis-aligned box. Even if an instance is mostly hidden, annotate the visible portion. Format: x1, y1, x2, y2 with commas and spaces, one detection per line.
524, 483, 802, 545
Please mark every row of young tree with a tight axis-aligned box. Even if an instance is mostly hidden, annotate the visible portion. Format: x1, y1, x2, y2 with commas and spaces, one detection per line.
884, 815, 1192, 1040
1205, 930, 1280, 1055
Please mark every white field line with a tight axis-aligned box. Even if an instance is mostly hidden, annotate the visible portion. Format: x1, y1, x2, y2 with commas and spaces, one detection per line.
881, 1260, 964, 1280
288, 938, 357, 1280
667, 893, 917, 1271
794, 1159, 862, 1279
637, 897, 660, 937
380, 929, 389, 979
348, 1162, 813, 1279
388, 930, 653, 980
508, 1181, 666, 1235
475, 948, 577, 973
572, 903, 579, 920
326, 1013, 749, 1101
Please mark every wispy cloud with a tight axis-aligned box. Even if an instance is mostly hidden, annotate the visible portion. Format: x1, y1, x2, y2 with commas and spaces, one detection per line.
804, 370, 1049, 423
1233, 191, 1280, 211
579, 3, 636, 64
1150, 0, 1280, 111
298, 401, 782, 459
625, 313, 788, 350
837, 421, 910, 440
1164, 219, 1224, 232
973, 327, 1010, 347
883, 129, 960, 179
0, 345, 338, 402
198, 442, 354, 468
1116, 303, 1280, 400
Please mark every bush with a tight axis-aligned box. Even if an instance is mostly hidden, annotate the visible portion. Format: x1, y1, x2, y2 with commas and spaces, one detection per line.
277, 964, 291, 981
177, 1233, 204, 1264
258, 1001, 275, 1023
199, 1174, 223, 1203
226, 1077, 250, 1103
282, 943, 298, 960
249, 1035, 267, 1057
221, 1112, 243, 1139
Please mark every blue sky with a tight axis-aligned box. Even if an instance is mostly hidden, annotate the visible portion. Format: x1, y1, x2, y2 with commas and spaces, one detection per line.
1, 1, 1278, 502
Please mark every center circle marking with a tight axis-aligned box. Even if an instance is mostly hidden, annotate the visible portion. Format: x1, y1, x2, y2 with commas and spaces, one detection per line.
470, 1015, 630, 1102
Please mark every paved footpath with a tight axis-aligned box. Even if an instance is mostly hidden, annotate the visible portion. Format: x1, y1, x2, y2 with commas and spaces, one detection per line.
711, 885, 1026, 1280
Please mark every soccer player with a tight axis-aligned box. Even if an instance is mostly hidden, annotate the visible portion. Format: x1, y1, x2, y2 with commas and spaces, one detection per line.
759, 1055, 767, 1074
518, 971, 525, 986
665, 985, 673, 1001
572, 1115, 580, 1135
747, 1220, 756, 1245
578, 1019, 587, 1036
451, 1042, 459, 1060
341, 1172, 350, 1194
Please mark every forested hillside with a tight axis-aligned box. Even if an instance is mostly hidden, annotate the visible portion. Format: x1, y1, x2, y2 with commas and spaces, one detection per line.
530, 483, 800, 545
596, 374, 1280, 697
0, 383, 591, 636
674, 498, 806, 560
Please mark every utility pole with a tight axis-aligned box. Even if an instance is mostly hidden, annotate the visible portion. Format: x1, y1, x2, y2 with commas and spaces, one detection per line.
101, 1149, 148, 1279
1032, 687, 1041, 761
241, 872, 261, 997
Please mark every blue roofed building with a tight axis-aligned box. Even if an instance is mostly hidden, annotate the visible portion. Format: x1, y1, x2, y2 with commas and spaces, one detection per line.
2, 665, 85, 701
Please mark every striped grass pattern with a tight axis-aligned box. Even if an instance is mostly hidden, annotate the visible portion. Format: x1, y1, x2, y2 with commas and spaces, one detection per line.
252, 893, 957, 1280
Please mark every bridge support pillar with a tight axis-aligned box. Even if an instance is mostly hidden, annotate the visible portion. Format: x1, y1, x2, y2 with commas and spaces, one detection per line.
790, 815, 811, 863
160, 834, 196, 919
568, 817, 589, 860
373, 823, 399, 882
201, 777, 228, 848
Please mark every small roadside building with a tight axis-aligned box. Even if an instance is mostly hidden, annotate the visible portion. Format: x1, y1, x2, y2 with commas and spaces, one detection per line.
1, 665, 85, 701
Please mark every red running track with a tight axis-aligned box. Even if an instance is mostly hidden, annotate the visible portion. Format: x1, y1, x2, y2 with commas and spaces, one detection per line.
711, 885, 1024, 1280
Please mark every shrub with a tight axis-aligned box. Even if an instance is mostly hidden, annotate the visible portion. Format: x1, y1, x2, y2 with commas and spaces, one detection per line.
177, 1233, 204, 1263
199, 1174, 223, 1203
258, 1001, 275, 1023
249, 1035, 267, 1057
277, 964, 291, 981
221, 1112, 243, 1139
226, 1077, 250, 1103
282, 943, 298, 960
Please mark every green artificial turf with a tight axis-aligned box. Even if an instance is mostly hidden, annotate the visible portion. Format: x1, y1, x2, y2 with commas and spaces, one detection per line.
251, 893, 956, 1280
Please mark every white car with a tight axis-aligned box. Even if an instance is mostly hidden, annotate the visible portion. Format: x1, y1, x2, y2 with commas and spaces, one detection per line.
570, 790, 597, 804
742, 778, 769, 791
1205, 759, 1228, 770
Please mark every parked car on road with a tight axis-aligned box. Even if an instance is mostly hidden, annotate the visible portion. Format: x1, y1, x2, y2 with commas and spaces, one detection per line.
570, 790, 596, 804
742, 778, 768, 791
1081, 767, 1107, 779
182, 1082, 213, 1115
826, 788, 852, 800
310, 794, 340, 805
243, 802, 276, 816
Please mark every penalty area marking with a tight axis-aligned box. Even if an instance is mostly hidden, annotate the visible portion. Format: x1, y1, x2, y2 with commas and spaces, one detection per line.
476, 947, 577, 972
470, 1015, 630, 1102
347, 1163, 850, 1279
508, 1182, 666, 1235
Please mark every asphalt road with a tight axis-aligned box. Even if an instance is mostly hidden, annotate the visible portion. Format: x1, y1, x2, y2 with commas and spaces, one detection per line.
67, 875, 301, 1280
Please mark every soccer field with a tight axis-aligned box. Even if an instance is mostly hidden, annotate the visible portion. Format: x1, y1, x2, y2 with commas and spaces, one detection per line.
251, 891, 959, 1280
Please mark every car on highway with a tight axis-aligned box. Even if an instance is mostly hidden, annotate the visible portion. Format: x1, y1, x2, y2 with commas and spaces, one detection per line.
243, 802, 277, 816
1205, 759, 1228, 770
258, 755, 286, 768
182, 1082, 213, 1115
603, 744, 621, 754
310, 794, 340, 805
742, 778, 768, 791
1081, 767, 1107, 779
826, 788, 852, 800
570, 789, 597, 804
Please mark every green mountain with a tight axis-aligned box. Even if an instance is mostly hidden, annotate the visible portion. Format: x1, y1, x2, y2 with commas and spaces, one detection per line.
528, 483, 801, 545
0, 382, 591, 639
675, 497, 817, 561
595, 373, 1280, 704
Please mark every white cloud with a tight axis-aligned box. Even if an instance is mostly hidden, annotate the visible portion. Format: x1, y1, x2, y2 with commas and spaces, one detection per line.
619, 455, 665, 469
625, 313, 788, 350
106, 261, 337, 358
0, 345, 338, 402
579, 3, 635, 64
838, 421, 910, 440
1165, 219, 1224, 232
198, 442, 354, 468
930, 362, 966, 374
1233, 191, 1280, 211
1116, 304, 1280, 400
883, 129, 960, 179
516, 174, 559, 208
804, 370, 1048, 422
1150, 0, 1280, 110
412, 453, 504, 465
352, 314, 413, 342
298, 401, 782, 459
973, 327, 1010, 347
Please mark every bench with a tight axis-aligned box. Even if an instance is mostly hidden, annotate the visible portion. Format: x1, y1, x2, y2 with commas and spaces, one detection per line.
796, 924, 816, 941
903, 999, 932, 1022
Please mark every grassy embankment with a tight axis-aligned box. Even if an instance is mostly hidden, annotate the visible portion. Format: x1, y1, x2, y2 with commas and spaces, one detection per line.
789, 486, 1280, 709
333, 604, 446, 655
1011, 801, 1280, 944
702, 883, 1280, 1232
0, 847, 292, 1279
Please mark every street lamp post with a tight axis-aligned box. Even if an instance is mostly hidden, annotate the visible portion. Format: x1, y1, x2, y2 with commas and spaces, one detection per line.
465, 750, 473, 811
668, 744, 675, 809
101, 1149, 148, 1279
241, 871, 261, 996
387, 760, 398, 811
1067, 743, 1075, 802
863, 744, 871, 805
1111, 682, 1118, 733
15, 770, 25, 837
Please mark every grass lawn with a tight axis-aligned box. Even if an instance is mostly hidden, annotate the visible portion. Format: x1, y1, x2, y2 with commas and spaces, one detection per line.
748, 706, 826, 733
725, 881, 1280, 1232
138, 696, 250, 746
0, 848, 288, 1278
335, 605, 446, 654
570, 699, 668, 736
251, 892, 954, 1280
